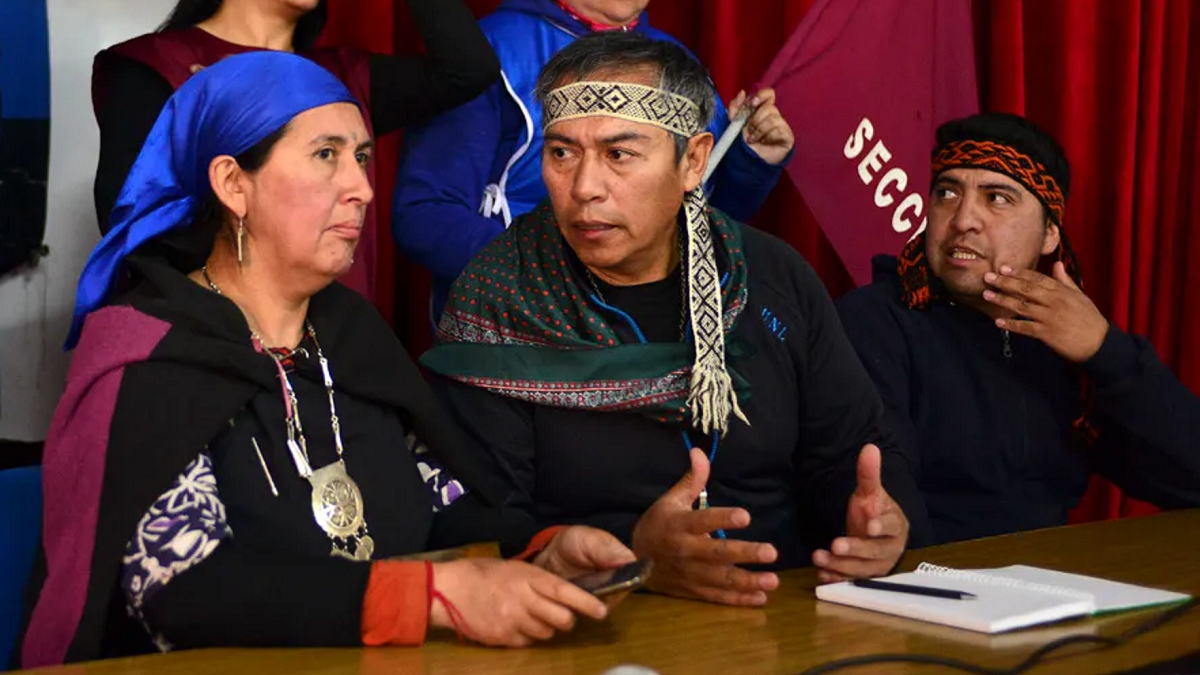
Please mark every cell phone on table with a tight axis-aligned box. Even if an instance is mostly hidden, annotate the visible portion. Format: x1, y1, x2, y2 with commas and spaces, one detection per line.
569, 560, 651, 597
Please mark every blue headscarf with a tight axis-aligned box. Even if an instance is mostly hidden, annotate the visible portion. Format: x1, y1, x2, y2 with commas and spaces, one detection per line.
66, 51, 358, 349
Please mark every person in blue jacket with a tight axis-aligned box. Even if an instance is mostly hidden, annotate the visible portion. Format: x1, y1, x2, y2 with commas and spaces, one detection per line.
392, 0, 795, 324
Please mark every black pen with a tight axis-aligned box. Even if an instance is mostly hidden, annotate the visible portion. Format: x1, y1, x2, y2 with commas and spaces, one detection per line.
852, 578, 977, 600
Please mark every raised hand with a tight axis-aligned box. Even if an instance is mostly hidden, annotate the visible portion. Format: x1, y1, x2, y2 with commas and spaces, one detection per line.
728, 88, 794, 166
983, 262, 1109, 363
813, 444, 909, 584
631, 448, 779, 606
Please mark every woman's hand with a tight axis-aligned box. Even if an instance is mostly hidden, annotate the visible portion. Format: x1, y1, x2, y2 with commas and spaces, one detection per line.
429, 558, 609, 647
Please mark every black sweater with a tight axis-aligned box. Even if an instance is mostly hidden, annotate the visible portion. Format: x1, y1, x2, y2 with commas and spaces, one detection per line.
134, 373, 539, 653
92, 0, 499, 233
836, 255, 1200, 545
435, 226, 933, 569
19, 256, 538, 663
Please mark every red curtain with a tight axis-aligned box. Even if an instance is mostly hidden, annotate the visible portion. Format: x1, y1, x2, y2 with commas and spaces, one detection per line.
974, 0, 1200, 520
318, 1, 401, 326
323, 0, 1200, 522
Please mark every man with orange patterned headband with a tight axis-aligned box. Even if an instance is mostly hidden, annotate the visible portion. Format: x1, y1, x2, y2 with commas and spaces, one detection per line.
837, 112, 1200, 545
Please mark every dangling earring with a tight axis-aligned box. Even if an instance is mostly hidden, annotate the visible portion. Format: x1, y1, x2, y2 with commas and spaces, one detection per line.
236, 216, 245, 264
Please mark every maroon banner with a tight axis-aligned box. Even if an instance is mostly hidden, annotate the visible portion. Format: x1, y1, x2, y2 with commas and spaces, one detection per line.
759, 0, 978, 285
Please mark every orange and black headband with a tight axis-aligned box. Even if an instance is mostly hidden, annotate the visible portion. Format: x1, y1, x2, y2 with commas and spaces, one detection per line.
900, 138, 1083, 309
931, 139, 1066, 226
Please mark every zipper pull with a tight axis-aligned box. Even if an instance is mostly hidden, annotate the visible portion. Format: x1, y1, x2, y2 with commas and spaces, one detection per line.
1002, 330, 1013, 359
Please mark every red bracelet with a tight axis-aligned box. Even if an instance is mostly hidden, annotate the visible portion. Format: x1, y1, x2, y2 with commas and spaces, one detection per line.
427, 560, 474, 644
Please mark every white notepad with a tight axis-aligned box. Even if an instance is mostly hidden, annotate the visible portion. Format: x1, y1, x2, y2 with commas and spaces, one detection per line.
973, 565, 1192, 614
815, 563, 1191, 634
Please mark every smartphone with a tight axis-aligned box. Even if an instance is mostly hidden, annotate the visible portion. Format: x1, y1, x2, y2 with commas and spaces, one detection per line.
569, 560, 651, 597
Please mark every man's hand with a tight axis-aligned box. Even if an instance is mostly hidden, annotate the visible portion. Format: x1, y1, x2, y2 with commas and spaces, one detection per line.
813, 444, 909, 584
533, 525, 637, 579
728, 88, 794, 166
631, 448, 779, 606
983, 262, 1109, 363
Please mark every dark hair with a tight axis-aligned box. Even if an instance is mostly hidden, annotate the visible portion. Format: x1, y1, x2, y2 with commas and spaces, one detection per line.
535, 31, 717, 161
934, 112, 1071, 201
152, 123, 291, 270
159, 0, 329, 53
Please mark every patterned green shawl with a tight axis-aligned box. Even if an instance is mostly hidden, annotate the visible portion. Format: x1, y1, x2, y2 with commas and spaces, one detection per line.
420, 202, 750, 426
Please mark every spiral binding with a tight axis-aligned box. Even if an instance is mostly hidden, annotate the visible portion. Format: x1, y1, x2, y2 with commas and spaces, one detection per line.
915, 563, 1095, 603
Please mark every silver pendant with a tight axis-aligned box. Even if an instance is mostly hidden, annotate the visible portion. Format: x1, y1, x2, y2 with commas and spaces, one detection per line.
356, 534, 375, 560
331, 534, 375, 562
308, 460, 365, 539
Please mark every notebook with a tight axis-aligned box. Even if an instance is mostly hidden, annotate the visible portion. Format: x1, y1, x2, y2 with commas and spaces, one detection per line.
815, 599, 1101, 650
815, 563, 1192, 634
970, 565, 1191, 615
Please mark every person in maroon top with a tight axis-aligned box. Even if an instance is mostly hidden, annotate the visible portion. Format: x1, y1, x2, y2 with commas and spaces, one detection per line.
91, 0, 501, 305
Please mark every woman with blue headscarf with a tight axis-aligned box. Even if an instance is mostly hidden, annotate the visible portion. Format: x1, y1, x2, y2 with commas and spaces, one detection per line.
19, 53, 633, 668
91, 0, 501, 309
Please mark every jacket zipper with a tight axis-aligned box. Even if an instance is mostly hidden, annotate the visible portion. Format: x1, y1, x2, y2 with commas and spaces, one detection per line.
1002, 327, 1033, 477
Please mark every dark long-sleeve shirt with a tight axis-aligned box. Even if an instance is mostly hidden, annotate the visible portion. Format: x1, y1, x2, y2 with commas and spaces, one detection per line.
434, 227, 931, 569
836, 255, 1200, 545
92, 0, 499, 233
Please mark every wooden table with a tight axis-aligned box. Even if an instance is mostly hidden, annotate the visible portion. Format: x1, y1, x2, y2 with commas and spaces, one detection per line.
22, 510, 1200, 675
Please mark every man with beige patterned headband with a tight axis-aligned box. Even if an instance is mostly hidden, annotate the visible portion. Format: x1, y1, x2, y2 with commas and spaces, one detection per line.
424, 32, 929, 605
393, 0, 794, 328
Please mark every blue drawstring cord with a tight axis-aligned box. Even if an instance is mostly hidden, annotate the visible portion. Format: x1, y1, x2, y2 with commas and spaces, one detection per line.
588, 291, 727, 540
681, 429, 725, 539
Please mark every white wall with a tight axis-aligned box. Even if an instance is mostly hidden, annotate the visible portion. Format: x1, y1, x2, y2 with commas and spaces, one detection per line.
0, 1, 164, 440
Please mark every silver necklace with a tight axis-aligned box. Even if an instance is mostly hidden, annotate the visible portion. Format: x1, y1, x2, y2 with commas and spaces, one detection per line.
202, 265, 374, 561
201, 265, 221, 294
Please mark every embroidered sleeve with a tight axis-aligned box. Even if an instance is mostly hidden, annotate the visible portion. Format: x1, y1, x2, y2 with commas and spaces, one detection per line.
121, 452, 232, 651
407, 431, 467, 511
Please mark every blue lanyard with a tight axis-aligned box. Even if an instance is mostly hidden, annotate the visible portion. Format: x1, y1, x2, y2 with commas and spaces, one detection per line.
589, 291, 728, 540
681, 429, 726, 540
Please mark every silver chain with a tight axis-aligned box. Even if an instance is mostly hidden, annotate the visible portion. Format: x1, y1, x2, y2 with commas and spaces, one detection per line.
308, 324, 345, 458
201, 267, 345, 467
201, 265, 221, 295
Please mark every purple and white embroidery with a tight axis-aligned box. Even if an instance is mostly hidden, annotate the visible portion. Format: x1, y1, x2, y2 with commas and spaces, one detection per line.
407, 432, 467, 511
121, 453, 231, 651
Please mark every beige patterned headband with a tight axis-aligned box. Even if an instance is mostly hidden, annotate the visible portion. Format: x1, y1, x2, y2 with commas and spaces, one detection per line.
543, 81, 704, 137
